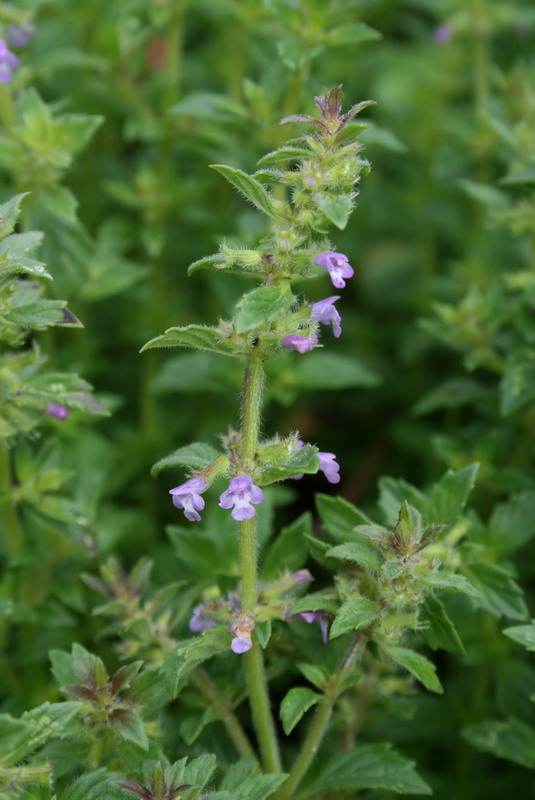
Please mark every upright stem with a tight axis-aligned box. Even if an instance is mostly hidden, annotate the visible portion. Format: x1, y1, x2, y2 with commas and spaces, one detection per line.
239, 356, 281, 772
279, 636, 367, 799
0, 438, 23, 557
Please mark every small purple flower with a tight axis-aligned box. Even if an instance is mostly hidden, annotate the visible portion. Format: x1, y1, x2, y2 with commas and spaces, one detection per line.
432, 24, 453, 44
169, 477, 207, 522
7, 24, 35, 49
0, 38, 19, 83
282, 334, 318, 353
188, 604, 216, 633
291, 569, 313, 583
318, 452, 340, 484
315, 252, 354, 289
290, 610, 330, 644
219, 474, 264, 521
230, 617, 253, 654
311, 296, 342, 338
46, 402, 68, 421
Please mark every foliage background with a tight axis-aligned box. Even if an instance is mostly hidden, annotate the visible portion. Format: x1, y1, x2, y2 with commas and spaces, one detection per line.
2, 0, 535, 797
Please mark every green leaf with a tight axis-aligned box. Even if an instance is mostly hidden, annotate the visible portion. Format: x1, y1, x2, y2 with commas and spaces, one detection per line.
315, 192, 353, 229
288, 351, 380, 390
210, 164, 279, 218
503, 621, 535, 652
420, 594, 465, 654
383, 645, 443, 694
260, 444, 319, 485
326, 541, 383, 572
0, 194, 29, 239
458, 179, 509, 209
463, 718, 535, 768
140, 324, 243, 358
151, 442, 220, 476
280, 687, 324, 735
234, 285, 294, 333
330, 597, 380, 639
428, 464, 479, 526
297, 662, 327, 690
316, 494, 373, 541
489, 492, 535, 554
312, 742, 431, 794
161, 628, 232, 697
418, 571, 480, 597
413, 378, 493, 416
109, 708, 148, 750
466, 562, 528, 620
500, 165, 535, 185
187, 254, 226, 275
221, 767, 288, 800
257, 145, 311, 166
290, 592, 339, 616
6, 299, 82, 329
377, 476, 427, 526
61, 770, 124, 800
501, 349, 535, 415
327, 22, 382, 45
262, 512, 311, 579
182, 753, 218, 791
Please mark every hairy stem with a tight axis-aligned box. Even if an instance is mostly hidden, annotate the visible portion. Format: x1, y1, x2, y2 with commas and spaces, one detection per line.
239, 356, 281, 772
0, 438, 23, 557
279, 636, 367, 799
192, 667, 257, 760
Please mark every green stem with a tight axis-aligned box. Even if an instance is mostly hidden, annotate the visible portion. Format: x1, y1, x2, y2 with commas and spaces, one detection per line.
279, 636, 367, 799
0, 437, 23, 557
192, 667, 257, 760
239, 356, 281, 772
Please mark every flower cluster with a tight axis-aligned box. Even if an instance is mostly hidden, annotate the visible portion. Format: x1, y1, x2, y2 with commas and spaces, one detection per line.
170, 473, 264, 524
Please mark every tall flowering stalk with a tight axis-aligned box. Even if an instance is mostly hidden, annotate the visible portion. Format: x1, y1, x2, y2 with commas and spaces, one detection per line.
143, 85, 371, 773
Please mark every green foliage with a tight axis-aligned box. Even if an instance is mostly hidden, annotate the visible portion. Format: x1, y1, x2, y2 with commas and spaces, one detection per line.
280, 687, 324, 735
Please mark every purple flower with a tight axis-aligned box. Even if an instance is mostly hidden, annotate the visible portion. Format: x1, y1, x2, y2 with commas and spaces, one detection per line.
291, 569, 313, 583
432, 24, 453, 44
290, 610, 330, 644
0, 39, 19, 83
315, 252, 354, 289
282, 334, 318, 353
7, 24, 35, 49
169, 477, 207, 522
311, 296, 342, 338
230, 617, 253, 654
219, 474, 264, 521
188, 604, 216, 633
318, 452, 340, 484
46, 402, 68, 421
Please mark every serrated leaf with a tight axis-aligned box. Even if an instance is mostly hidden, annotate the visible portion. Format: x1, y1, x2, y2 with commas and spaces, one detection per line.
182, 754, 218, 790
0, 255, 52, 281
504, 621, 535, 652
428, 463, 479, 526
6, 300, 82, 329
421, 594, 465, 654
257, 145, 310, 166
330, 597, 380, 639
378, 477, 427, 526
151, 442, 220, 476
161, 628, 232, 697
0, 194, 28, 240
326, 541, 383, 571
140, 325, 242, 358
463, 718, 535, 768
280, 687, 324, 735
62, 769, 124, 800
466, 562, 528, 620
383, 645, 443, 694
234, 285, 294, 333
312, 742, 431, 794
290, 592, 338, 616
260, 444, 319, 485
210, 164, 279, 217
315, 192, 353, 229
418, 571, 479, 597
316, 494, 373, 541
109, 708, 148, 750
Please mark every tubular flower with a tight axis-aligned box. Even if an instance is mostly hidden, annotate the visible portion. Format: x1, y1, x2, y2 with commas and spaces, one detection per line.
230, 616, 254, 654
219, 474, 264, 521
318, 452, 340, 484
169, 477, 207, 522
282, 334, 318, 353
315, 251, 354, 289
0, 38, 19, 82
46, 402, 68, 421
188, 604, 216, 633
311, 296, 342, 338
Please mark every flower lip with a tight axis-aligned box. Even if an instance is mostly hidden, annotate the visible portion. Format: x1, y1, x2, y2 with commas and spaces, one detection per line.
318, 452, 341, 484
219, 474, 264, 521
170, 477, 208, 522
315, 251, 354, 289
311, 296, 342, 338
282, 334, 318, 354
